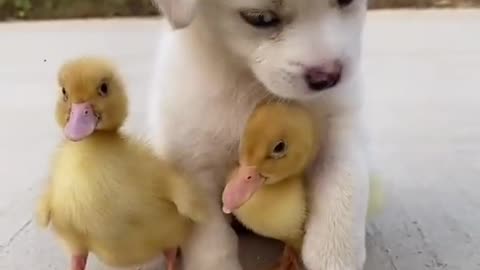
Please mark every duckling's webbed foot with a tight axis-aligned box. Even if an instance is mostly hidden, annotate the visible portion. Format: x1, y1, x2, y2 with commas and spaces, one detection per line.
163, 248, 178, 270
71, 254, 88, 270
274, 246, 301, 270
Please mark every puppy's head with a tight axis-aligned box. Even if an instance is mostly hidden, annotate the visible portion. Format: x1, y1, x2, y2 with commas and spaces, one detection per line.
155, 0, 367, 100
152, 0, 199, 29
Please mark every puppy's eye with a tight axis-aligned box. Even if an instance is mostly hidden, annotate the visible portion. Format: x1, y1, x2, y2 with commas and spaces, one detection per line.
98, 82, 108, 97
337, 0, 354, 8
270, 140, 288, 159
240, 10, 281, 28
61, 88, 68, 101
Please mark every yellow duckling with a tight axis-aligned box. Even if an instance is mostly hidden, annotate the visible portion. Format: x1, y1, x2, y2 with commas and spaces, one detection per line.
36, 56, 208, 270
222, 101, 320, 270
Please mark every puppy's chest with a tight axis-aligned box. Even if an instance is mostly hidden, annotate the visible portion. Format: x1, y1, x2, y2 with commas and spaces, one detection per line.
166, 92, 260, 170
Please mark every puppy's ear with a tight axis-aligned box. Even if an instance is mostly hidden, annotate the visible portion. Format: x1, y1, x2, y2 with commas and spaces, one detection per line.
152, 0, 198, 29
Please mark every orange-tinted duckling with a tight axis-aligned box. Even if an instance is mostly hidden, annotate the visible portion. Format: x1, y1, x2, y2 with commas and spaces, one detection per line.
222, 101, 321, 270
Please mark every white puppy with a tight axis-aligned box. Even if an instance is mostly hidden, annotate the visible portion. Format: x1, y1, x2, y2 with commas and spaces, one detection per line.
149, 0, 371, 270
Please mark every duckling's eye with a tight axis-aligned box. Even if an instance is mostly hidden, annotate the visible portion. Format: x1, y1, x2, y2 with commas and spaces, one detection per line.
270, 140, 288, 159
98, 82, 108, 97
61, 88, 68, 101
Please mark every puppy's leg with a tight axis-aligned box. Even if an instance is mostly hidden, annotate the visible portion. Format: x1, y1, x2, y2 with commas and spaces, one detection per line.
302, 115, 369, 270
181, 170, 243, 270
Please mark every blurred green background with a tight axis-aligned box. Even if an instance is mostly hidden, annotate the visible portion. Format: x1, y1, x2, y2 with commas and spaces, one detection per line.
0, 0, 479, 21
0, 0, 158, 20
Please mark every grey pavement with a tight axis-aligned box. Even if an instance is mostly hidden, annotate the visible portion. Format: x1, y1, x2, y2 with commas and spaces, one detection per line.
0, 9, 479, 270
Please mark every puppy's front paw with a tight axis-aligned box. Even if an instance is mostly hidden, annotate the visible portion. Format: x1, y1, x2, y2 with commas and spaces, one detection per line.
302, 240, 363, 270
303, 255, 355, 270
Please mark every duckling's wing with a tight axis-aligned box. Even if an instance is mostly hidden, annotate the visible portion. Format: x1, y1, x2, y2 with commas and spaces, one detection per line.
161, 171, 209, 224
36, 177, 52, 227
367, 174, 385, 218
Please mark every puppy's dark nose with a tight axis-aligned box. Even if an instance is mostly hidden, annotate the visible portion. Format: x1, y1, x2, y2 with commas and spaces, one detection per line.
304, 61, 342, 91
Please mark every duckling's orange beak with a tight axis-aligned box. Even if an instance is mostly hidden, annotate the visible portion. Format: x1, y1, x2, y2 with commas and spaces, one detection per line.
64, 102, 98, 142
222, 165, 265, 214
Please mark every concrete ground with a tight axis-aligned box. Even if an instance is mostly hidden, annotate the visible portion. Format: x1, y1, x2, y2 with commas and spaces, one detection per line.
0, 9, 479, 270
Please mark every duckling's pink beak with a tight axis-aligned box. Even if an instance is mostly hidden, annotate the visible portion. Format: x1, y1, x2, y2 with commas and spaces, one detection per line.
222, 166, 265, 214
64, 102, 98, 142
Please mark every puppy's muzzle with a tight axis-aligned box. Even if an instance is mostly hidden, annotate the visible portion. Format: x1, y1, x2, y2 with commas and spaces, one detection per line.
304, 60, 343, 91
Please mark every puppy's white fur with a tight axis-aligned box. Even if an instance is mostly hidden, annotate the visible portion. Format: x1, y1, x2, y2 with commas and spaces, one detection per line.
149, 0, 370, 269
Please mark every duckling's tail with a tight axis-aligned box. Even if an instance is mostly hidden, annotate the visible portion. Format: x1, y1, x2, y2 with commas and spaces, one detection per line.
367, 174, 385, 218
